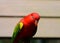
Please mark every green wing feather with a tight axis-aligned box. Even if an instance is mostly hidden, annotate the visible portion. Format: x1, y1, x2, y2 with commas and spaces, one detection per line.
11, 22, 23, 43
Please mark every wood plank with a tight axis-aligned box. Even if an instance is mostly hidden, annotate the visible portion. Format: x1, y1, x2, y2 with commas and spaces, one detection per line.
0, 1, 60, 16
0, 18, 60, 37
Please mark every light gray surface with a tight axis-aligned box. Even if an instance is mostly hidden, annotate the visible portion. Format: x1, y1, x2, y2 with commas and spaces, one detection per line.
0, 0, 60, 37
0, 18, 60, 37
0, 1, 60, 16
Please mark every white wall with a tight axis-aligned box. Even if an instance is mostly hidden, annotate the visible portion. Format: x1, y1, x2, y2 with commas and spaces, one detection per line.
0, 0, 60, 37
0, 18, 60, 37
0, 1, 60, 16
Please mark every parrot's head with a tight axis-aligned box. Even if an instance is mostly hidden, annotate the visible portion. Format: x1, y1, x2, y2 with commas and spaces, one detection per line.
30, 13, 40, 22
23, 12, 40, 26
30, 13, 40, 26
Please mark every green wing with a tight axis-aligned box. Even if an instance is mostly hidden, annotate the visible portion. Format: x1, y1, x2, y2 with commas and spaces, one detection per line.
12, 22, 23, 43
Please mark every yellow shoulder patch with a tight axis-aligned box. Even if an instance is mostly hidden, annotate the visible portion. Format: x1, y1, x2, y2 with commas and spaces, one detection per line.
19, 22, 23, 30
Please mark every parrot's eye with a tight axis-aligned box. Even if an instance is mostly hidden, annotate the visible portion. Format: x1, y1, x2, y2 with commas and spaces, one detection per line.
32, 16, 34, 19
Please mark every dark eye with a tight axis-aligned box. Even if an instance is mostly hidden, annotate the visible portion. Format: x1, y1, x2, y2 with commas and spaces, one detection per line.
32, 16, 34, 19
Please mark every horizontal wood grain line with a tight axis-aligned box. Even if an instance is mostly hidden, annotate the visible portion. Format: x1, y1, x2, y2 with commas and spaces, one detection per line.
0, 15, 60, 18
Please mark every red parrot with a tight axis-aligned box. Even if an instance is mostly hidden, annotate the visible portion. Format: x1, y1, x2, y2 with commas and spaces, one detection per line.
12, 12, 40, 43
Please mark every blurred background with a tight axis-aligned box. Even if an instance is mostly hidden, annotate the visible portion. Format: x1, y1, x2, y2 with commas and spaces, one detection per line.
0, 0, 60, 43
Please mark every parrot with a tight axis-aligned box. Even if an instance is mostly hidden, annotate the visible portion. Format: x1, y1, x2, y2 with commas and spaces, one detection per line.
12, 12, 40, 43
